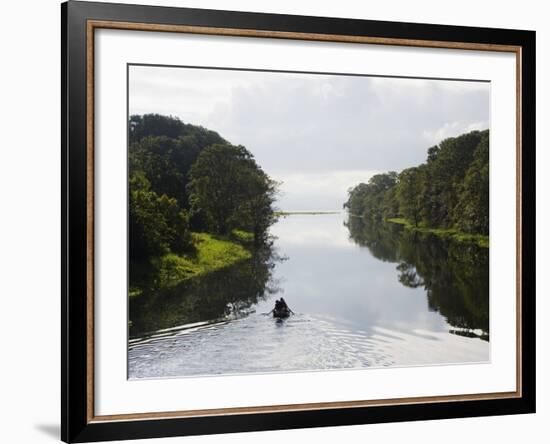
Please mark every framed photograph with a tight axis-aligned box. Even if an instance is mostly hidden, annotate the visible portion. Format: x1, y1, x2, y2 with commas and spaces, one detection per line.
62, 1, 535, 442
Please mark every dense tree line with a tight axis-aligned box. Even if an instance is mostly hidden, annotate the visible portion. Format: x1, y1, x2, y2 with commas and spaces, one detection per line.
186, 143, 278, 244
129, 114, 277, 263
344, 130, 489, 235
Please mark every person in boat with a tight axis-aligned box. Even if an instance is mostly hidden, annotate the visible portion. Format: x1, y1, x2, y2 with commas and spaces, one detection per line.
272, 298, 292, 316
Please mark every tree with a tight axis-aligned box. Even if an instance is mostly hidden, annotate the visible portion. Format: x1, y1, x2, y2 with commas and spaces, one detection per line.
454, 132, 489, 234
129, 136, 185, 204
344, 172, 398, 221
129, 171, 192, 262
237, 172, 279, 246
344, 183, 370, 215
129, 114, 224, 147
422, 131, 485, 227
187, 143, 277, 243
129, 117, 225, 211
396, 166, 425, 227
344, 129, 490, 237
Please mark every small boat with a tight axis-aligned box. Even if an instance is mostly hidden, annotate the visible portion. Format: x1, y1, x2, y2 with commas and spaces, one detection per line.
273, 308, 291, 319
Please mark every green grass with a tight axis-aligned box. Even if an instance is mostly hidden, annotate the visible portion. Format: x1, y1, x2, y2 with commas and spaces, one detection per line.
386, 218, 489, 248
153, 232, 252, 289
231, 229, 254, 243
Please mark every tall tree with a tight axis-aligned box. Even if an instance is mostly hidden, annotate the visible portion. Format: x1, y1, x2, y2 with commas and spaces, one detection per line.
187, 143, 277, 242
396, 166, 425, 227
422, 131, 485, 227
454, 132, 489, 234
129, 171, 192, 262
344, 172, 398, 221
237, 172, 279, 246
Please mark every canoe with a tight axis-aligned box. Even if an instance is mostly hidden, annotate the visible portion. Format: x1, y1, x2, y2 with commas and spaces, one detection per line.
273, 308, 291, 319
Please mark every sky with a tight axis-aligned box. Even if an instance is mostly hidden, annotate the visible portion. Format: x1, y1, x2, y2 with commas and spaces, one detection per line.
129, 65, 490, 211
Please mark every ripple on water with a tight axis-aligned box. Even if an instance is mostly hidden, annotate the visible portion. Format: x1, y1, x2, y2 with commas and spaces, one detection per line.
128, 312, 488, 379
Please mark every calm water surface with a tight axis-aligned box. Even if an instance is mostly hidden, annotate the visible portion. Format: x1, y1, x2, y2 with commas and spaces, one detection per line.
129, 213, 489, 378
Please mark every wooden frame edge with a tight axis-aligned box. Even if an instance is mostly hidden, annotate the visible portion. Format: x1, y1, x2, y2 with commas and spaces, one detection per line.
90, 391, 520, 423
87, 18, 95, 424
89, 19, 521, 52
84, 18, 525, 426
515, 46, 523, 399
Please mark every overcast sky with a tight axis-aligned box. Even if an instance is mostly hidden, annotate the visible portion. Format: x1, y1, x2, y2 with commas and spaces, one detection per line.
129, 65, 490, 211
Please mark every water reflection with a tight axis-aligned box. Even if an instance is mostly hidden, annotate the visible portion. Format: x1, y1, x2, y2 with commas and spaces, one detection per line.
129, 245, 279, 338
345, 216, 489, 340
129, 213, 489, 378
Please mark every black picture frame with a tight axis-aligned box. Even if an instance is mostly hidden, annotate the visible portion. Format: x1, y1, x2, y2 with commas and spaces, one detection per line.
61, 1, 536, 442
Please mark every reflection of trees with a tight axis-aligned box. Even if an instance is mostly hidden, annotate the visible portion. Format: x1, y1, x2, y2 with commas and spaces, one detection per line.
396, 263, 425, 288
346, 217, 489, 339
344, 216, 400, 262
129, 245, 279, 338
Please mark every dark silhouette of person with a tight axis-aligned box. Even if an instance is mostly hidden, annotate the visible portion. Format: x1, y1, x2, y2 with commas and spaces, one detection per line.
272, 297, 292, 315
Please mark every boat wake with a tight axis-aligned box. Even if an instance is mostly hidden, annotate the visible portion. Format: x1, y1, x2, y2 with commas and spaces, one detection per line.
128, 312, 488, 379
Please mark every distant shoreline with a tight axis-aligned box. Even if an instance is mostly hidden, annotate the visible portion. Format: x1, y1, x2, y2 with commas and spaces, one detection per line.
276, 211, 341, 216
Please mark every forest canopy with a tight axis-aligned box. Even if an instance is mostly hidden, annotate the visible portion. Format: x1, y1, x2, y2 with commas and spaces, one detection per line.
344, 129, 489, 236
129, 114, 278, 264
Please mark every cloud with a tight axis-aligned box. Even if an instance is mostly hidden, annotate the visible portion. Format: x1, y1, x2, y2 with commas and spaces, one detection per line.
129, 66, 490, 210
275, 170, 380, 211
422, 120, 489, 145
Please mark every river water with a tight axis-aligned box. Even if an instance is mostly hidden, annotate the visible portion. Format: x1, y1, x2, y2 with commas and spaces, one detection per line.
129, 212, 489, 379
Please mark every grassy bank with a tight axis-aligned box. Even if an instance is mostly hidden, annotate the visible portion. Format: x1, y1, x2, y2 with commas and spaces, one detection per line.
156, 233, 252, 288
230, 229, 254, 243
386, 217, 489, 248
130, 232, 252, 297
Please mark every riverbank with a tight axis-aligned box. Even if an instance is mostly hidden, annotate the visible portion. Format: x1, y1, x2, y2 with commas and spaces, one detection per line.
129, 231, 252, 298
386, 218, 489, 248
